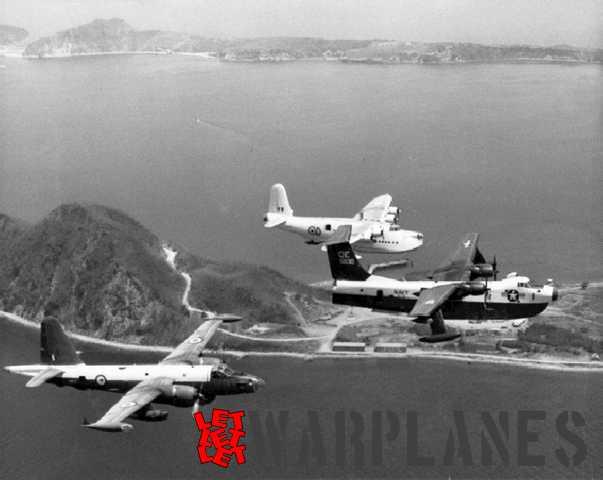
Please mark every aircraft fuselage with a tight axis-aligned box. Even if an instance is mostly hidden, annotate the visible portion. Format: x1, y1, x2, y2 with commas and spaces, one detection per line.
276, 215, 423, 254
331, 275, 556, 320
5, 363, 261, 401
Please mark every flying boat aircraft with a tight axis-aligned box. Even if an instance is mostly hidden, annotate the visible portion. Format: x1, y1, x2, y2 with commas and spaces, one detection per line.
323, 227, 558, 342
263, 183, 424, 254
4, 317, 264, 432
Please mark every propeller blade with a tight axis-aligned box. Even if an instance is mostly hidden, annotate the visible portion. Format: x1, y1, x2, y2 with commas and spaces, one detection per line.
492, 255, 498, 280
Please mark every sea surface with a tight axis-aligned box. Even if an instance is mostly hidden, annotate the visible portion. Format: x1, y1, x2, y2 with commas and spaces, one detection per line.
0, 56, 601, 283
1, 319, 602, 479
0, 56, 602, 479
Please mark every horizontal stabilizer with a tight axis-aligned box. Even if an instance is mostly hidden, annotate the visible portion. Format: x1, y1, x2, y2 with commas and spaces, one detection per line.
264, 217, 287, 228
25, 367, 63, 388
368, 259, 411, 275
211, 314, 242, 323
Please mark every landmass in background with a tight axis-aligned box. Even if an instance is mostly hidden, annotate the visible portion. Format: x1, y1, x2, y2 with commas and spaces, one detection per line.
1, 18, 601, 63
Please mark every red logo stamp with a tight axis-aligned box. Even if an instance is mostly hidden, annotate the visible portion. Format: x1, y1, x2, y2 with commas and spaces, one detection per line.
194, 408, 247, 468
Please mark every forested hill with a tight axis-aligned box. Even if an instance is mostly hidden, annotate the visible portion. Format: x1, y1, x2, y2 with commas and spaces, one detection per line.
0, 204, 328, 345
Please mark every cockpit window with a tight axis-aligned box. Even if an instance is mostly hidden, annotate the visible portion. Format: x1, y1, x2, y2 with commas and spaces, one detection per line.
517, 282, 532, 288
212, 365, 234, 378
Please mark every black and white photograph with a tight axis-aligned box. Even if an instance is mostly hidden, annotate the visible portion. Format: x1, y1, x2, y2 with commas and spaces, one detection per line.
0, 1, 601, 478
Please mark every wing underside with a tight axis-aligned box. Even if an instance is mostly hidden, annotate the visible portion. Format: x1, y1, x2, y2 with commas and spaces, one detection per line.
83, 377, 172, 431
409, 284, 459, 318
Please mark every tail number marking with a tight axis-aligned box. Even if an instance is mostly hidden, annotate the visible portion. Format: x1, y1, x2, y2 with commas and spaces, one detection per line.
337, 250, 355, 265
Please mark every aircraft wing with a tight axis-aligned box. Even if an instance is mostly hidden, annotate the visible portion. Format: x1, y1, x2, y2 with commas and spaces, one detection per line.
355, 194, 392, 222
430, 233, 481, 281
25, 367, 63, 388
321, 224, 366, 251
349, 222, 375, 244
409, 284, 459, 318
159, 320, 223, 365
83, 377, 172, 432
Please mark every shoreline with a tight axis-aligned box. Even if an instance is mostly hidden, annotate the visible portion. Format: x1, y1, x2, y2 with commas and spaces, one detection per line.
2, 50, 600, 66
2, 311, 602, 373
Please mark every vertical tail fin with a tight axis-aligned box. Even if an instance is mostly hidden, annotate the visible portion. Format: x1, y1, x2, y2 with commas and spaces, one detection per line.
326, 226, 370, 281
267, 184, 293, 216
40, 318, 81, 365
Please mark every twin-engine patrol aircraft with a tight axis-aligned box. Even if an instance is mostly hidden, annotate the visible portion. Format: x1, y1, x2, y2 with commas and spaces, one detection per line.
263, 183, 424, 254
324, 227, 558, 342
4, 317, 264, 432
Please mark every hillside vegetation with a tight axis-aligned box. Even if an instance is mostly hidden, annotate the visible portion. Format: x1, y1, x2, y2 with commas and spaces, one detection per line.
0, 204, 327, 345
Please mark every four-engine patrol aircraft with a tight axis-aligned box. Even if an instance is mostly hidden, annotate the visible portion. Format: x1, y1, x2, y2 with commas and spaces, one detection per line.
4, 317, 264, 432
324, 227, 558, 342
263, 183, 424, 254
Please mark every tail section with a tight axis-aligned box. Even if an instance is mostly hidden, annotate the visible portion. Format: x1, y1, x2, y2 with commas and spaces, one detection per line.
326, 226, 370, 281
40, 318, 81, 365
267, 184, 293, 216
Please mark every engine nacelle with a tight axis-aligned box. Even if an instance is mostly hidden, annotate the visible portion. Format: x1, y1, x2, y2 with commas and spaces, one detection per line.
458, 282, 487, 296
197, 393, 216, 406
170, 385, 198, 407
130, 409, 169, 422
469, 263, 494, 278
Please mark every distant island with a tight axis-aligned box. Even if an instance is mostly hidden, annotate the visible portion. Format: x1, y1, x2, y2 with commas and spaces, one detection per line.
0, 24, 28, 44
2, 18, 600, 64
0, 24, 29, 57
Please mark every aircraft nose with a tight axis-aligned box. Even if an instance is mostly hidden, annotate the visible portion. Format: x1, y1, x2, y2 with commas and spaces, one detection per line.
415, 232, 424, 241
252, 376, 266, 391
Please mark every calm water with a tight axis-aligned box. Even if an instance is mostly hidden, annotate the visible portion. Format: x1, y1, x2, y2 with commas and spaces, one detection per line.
0, 57, 601, 283
1, 319, 602, 479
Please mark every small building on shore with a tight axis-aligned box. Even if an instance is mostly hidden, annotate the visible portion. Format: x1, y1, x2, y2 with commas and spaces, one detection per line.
374, 342, 407, 353
332, 342, 366, 353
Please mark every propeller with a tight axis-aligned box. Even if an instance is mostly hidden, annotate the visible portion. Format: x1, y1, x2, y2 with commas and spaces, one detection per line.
492, 256, 498, 280
483, 273, 492, 311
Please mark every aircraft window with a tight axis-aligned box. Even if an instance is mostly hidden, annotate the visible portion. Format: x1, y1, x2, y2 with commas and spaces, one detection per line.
325, 224, 332, 231
212, 365, 234, 379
